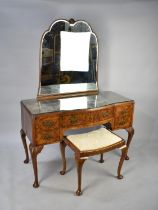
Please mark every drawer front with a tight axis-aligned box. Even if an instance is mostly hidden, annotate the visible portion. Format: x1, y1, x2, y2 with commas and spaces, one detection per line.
35, 116, 59, 130
35, 130, 60, 145
34, 115, 60, 145
93, 107, 114, 122
62, 113, 87, 128
114, 103, 134, 129
62, 106, 114, 129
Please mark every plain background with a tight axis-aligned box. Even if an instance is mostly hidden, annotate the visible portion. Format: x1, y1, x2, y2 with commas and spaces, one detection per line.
0, 0, 158, 210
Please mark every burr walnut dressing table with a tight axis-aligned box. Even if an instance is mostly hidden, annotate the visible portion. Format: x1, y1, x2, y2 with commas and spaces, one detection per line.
20, 19, 134, 188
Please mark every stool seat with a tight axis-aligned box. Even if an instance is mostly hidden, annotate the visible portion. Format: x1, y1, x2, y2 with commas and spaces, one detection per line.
67, 128, 123, 152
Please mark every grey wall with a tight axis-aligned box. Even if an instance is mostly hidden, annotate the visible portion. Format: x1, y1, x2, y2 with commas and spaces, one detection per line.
0, 0, 158, 153
0, 1, 158, 210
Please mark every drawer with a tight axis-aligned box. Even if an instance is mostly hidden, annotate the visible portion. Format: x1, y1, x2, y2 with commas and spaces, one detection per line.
35, 129, 60, 145
62, 113, 88, 128
34, 115, 60, 145
93, 107, 114, 122
62, 106, 114, 129
114, 103, 134, 129
35, 116, 59, 130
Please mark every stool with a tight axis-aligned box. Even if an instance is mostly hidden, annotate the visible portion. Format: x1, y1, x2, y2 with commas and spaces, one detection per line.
60, 128, 128, 196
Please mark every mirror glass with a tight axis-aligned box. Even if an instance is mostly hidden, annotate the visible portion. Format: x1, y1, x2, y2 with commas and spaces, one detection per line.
37, 19, 98, 99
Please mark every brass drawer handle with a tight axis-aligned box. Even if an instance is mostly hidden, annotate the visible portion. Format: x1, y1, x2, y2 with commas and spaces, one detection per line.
42, 120, 55, 128
70, 115, 78, 124
120, 110, 129, 115
42, 133, 53, 141
118, 120, 126, 126
102, 112, 110, 118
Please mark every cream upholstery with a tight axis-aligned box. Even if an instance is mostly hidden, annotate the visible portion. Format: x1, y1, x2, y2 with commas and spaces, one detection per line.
67, 128, 123, 151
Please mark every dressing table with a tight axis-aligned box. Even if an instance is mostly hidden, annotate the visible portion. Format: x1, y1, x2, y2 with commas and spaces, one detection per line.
20, 18, 134, 188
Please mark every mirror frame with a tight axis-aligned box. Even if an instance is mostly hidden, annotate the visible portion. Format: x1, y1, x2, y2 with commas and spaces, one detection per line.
37, 18, 99, 100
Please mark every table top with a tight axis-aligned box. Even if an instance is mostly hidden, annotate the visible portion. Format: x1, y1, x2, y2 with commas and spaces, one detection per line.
21, 91, 133, 115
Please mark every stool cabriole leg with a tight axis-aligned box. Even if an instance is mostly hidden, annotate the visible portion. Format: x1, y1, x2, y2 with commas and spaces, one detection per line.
75, 157, 86, 196
117, 146, 128, 179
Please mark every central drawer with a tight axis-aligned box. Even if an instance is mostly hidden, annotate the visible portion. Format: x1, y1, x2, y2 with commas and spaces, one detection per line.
62, 113, 87, 128
93, 107, 114, 122
62, 106, 114, 129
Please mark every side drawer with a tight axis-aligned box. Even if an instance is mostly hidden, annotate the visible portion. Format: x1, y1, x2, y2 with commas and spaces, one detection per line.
34, 115, 60, 145
34, 130, 60, 145
35, 116, 59, 130
114, 103, 134, 129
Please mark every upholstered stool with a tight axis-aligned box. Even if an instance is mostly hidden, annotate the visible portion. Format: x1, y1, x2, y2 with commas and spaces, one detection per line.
60, 128, 128, 196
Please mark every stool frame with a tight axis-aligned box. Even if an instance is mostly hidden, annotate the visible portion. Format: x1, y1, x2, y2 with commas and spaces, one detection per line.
60, 129, 128, 196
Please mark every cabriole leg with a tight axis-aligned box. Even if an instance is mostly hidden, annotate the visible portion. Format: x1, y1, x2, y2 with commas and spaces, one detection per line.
29, 144, 43, 188
125, 127, 134, 160
117, 146, 128, 179
60, 141, 67, 175
75, 157, 86, 196
20, 129, 29, 164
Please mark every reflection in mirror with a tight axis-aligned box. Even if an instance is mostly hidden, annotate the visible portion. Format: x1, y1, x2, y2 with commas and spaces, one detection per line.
60, 96, 88, 110
60, 31, 91, 72
37, 95, 97, 112
37, 19, 98, 99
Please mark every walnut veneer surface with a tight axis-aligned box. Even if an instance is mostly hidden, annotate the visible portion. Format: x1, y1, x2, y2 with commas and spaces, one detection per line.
20, 91, 134, 187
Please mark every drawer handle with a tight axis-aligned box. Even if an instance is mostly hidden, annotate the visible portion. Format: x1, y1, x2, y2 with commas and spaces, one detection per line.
119, 120, 126, 126
42, 120, 54, 128
70, 115, 78, 124
42, 133, 52, 141
102, 112, 109, 118
120, 110, 129, 115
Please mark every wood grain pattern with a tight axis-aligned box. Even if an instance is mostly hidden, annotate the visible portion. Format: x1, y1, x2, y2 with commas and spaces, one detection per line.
34, 115, 60, 145
21, 102, 134, 146
62, 106, 114, 129
21, 100, 134, 188
114, 102, 134, 129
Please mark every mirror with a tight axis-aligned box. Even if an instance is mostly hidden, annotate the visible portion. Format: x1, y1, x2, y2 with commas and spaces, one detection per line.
37, 18, 98, 100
